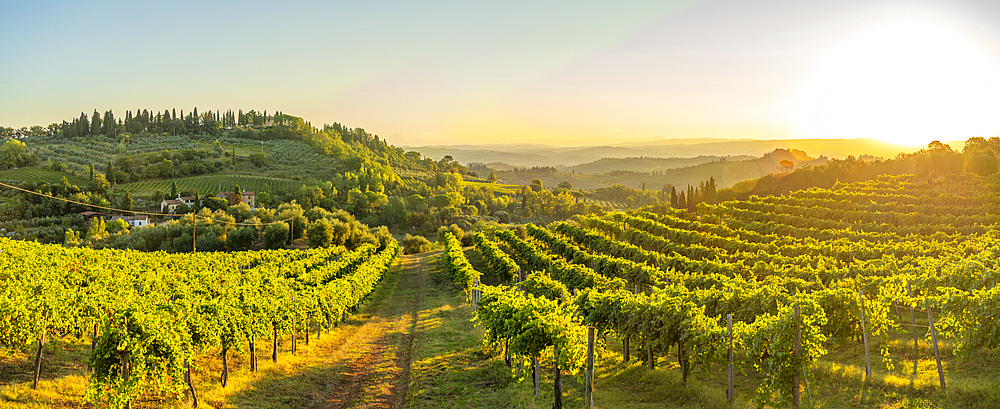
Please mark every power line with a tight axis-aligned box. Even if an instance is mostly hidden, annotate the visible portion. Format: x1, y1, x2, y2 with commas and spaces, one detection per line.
0, 180, 294, 226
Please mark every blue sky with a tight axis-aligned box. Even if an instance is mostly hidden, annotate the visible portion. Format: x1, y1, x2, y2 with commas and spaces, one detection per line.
4, 0, 1000, 146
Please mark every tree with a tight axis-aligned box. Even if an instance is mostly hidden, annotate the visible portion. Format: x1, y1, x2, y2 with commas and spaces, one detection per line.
530, 178, 543, 192
64, 228, 81, 247
202, 196, 229, 211
90, 110, 101, 136
121, 189, 133, 213
107, 218, 129, 234
307, 218, 335, 248
488, 172, 497, 183
171, 180, 178, 198
92, 174, 110, 194
86, 218, 107, 242
557, 181, 573, 190
226, 227, 257, 251
250, 153, 267, 167
106, 161, 115, 185
779, 160, 794, 173
0, 139, 28, 169
102, 110, 116, 137
262, 222, 289, 249
157, 159, 173, 178
89, 164, 94, 181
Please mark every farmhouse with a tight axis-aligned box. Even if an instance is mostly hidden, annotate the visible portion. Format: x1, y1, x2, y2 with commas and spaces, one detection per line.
109, 215, 149, 228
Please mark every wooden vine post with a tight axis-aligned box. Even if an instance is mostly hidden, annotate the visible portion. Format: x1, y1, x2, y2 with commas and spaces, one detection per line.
859, 290, 872, 383
586, 326, 595, 409
793, 303, 801, 409
533, 356, 540, 396
553, 343, 563, 409
727, 313, 734, 403
121, 315, 132, 409
926, 297, 945, 390
907, 282, 918, 353
31, 331, 45, 389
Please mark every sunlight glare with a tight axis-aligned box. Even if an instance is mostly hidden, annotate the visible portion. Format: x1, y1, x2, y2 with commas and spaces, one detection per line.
795, 21, 1000, 146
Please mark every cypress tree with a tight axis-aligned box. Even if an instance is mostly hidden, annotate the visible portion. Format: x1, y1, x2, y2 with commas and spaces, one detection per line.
102, 111, 114, 136
90, 110, 101, 136
122, 189, 133, 213
107, 161, 115, 185
171, 180, 178, 198
78, 113, 88, 136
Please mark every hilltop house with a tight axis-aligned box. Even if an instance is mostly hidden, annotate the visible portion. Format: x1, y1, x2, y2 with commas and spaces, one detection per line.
217, 191, 255, 208
160, 195, 199, 214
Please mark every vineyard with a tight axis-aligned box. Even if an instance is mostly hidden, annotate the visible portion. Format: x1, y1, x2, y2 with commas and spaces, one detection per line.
0, 238, 399, 408
444, 173, 1000, 407
0, 167, 89, 186
120, 174, 306, 196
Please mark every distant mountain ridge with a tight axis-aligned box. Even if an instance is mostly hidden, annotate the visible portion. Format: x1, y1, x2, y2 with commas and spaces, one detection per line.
402, 138, 942, 168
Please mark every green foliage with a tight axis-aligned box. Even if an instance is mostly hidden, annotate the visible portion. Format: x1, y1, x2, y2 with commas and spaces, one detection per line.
307, 218, 335, 248
262, 222, 289, 249
402, 234, 432, 255
226, 226, 257, 251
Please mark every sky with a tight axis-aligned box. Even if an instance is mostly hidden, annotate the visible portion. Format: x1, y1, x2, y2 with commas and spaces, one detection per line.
4, 0, 1000, 147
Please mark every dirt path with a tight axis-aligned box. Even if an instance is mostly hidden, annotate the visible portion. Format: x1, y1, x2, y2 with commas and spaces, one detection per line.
312, 250, 436, 409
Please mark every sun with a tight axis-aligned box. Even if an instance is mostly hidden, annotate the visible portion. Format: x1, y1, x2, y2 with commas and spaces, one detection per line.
794, 21, 1000, 146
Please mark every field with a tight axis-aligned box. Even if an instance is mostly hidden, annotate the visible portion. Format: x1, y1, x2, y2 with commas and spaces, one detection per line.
19, 133, 341, 182
442, 173, 1000, 408
7, 172, 1000, 409
120, 174, 306, 196
0, 167, 89, 186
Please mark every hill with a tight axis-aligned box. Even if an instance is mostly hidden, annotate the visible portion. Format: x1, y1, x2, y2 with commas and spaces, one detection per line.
402, 138, 937, 168
492, 149, 826, 191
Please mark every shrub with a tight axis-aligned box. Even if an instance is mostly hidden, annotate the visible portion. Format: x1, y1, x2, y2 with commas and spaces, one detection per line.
403, 234, 432, 255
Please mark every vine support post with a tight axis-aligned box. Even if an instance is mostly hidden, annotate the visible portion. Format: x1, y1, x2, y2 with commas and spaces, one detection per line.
793, 303, 801, 409
292, 317, 297, 355
31, 331, 45, 389
647, 338, 654, 370
623, 336, 630, 363
586, 326, 595, 409
908, 282, 918, 351
90, 322, 98, 373
926, 297, 945, 390
533, 356, 540, 396
678, 339, 688, 385
306, 316, 310, 346
553, 343, 563, 409
859, 290, 872, 383
727, 314, 734, 403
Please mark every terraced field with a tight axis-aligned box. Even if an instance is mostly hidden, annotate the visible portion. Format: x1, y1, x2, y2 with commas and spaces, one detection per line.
0, 167, 88, 186
120, 174, 306, 196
